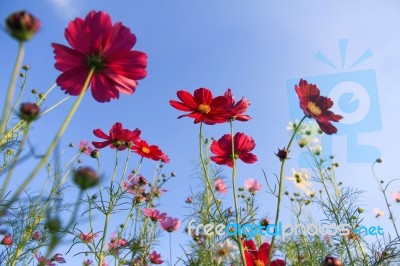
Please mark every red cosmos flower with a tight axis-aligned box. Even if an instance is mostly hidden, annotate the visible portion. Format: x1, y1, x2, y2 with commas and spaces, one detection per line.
169, 88, 231, 124
131, 140, 163, 161
244, 240, 285, 266
210, 132, 257, 168
224, 89, 251, 121
295, 79, 343, 135
92, 122, 141, 150
1, 234, 13, 246
52, 11, 147, 102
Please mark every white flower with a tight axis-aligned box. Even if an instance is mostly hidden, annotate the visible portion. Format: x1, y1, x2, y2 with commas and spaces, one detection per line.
210, 239, 237, 265
311, 144, 322, 155
287, 119, 305, 134
287, 168, 312, 191
373, 208, 384, 218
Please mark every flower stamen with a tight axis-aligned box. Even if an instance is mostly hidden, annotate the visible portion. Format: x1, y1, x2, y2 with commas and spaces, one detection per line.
307, 101, 322, 116
197, 103, 211, 114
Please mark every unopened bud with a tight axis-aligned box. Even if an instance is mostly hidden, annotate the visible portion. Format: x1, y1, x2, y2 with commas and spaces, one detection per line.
19, 102, 40, 122
73, 167, 98, 189
6, 10, 41, 42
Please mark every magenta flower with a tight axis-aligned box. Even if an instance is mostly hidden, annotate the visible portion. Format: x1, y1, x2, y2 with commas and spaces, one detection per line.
160, 216, 181, 233
31, 231, 42, 241
82, 260, 93, 266
51, 254, 66, 264
52, 11, 147, 102
80, 232, 99, 243
214, 178, 228, 194
108, 232, 128, 255
244, 178, 262, 193
149, 251, 164, 264
142, 208, 167, 222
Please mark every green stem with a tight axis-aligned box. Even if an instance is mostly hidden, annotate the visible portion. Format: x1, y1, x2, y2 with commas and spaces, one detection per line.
198, 122, 226, 222
0, 42, 25, 135
268, 115, 307, 266
229, 121, 246, 266
0, 68, 95, 215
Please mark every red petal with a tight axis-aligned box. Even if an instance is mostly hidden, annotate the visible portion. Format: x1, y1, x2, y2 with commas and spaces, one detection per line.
257, 242, 271, 262
91, 73, 120, 102
93, 128, 109, 140
193, 88, 213, 105
56, 67, 89, 95
103, 22, 136, 56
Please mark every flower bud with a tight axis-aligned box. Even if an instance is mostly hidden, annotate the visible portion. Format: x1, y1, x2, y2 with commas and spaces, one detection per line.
46, 218, 61, 234
6, 10, 40, 42
323, 256, 343, 266
1, 234, 13, 246
73, 167, 98, 189
376, 158, 383, 163
90, 149, 100, 159
275, 147, 289, 161
19, 102, 40, 122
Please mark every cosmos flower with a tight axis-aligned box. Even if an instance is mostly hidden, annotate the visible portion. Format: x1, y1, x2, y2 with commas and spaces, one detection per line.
142, 208, 167, 222
244, 240, 285, 266
0, 234, 13, 246
286, 168, 312, 192
52, 11, 147, 102
79, 140, 94, 155
160, 217, 181, 233
214, 178, 228, 194
80, 232, 99, 243
148, 251, 164, 264
210, 239, 237, 264
131, 140, 164, 161
391, 191, 400, 203
169, 88, 231, 124
92, 122, 141, 150
210, 132, 257, 167
244, 178, 262, 193
224, 88, 251, 121
295, 79, 343, 135
373, 208, 384, 218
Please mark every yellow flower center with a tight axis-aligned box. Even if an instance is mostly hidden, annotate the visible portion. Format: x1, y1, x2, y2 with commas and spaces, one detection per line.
218, 248, 227, 256
307, 101, 322, 116
197, 104, 211, 114
254, 260, 265, 266
141, 147, 150, 154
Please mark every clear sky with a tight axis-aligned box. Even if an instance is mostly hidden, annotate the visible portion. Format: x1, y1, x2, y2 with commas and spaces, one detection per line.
1, 1, 400, 265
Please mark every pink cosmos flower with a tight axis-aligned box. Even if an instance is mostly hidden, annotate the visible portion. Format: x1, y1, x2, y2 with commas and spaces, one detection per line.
82, 260, 93, 266
80, 232, 99, 243
52, 11, 147, 102
391, 191, 400, 203
149, 251, 164, 264
92, 122, 141, 150
51, 254, 66, 264
31, 231, 42, 241
160, 217, 181, 233
244, 178, 262, 193
35, 253, 55, 266
142, 208, 167, 222
214, 178, 228, 194
79, 140, 94, 155
108, 232, 128, 255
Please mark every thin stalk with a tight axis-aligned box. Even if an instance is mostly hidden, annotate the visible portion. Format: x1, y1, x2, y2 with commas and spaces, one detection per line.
0, 68, 95, 215
0, 42, 25, 135
268, 115, 306, 266
229, 121, 246, 266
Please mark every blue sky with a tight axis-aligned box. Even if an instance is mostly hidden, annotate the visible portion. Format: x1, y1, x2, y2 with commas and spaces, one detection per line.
1, 1, 400, 265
